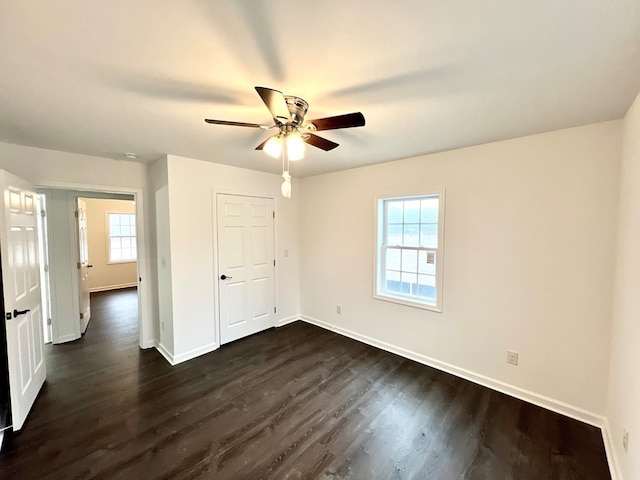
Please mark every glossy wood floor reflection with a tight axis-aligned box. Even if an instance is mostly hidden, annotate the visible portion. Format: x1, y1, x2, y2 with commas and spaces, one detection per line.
0, 289, 610, 479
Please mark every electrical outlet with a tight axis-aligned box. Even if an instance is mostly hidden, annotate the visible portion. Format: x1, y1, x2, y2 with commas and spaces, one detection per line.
337, 305, 342, 314
507, 350, 519, 366
623, 429, 629, 452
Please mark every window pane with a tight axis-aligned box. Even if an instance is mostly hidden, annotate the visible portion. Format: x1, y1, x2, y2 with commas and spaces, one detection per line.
111, 249, 122, 261
403, 224, 419, 246
377, 193, 442, 309
401, 249, 417, 273
401, 272, 416, 295
130, 216, 136, 228
109, 214, 119, 226
111, 238, 121, 249
387, 224, 402, 245
404, 200, 420, 223
385, 270, 401, 294
417, 274, 436, 300
386, 201, 403, 223
418, 251, 436, 275
385, 248, 401, 271
421, 198, 439, 223
122, 237, 131, 249
420, 224, 438, 248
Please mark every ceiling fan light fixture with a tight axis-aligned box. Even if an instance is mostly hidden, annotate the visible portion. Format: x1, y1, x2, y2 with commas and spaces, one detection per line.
286, 132, 305, 161
263, 135, 283, 158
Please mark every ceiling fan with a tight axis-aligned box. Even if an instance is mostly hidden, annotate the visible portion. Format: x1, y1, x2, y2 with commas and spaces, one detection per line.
204, 86, 365, 159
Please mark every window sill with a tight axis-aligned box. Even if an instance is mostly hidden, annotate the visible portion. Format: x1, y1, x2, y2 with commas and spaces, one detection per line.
107, 260, 137, 265
373, 292, 442, 313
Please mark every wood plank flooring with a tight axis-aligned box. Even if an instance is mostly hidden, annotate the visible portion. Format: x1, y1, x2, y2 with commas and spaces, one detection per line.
0, 288, 611, 479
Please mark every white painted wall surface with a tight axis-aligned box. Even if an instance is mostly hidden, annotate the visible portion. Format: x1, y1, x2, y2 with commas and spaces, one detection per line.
39, 189, 81, 344
299, 121, 621, 418
149, 157, 174, 357
83, 198, 137, 292
606, 92, 640, 480
157, 154, 300, 363
0, 141, 156, 348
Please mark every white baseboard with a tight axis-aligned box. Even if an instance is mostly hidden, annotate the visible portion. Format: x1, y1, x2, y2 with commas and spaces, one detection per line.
140, 338, 157, 350
300, 315, 605, 428
157, 341, 219, 366
156, 342, 175, 365
89, 282, 137, 293
277, 315, 299, 327
602, 417, 623, 480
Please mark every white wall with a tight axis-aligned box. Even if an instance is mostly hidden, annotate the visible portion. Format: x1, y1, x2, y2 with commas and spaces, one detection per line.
299, 121, 621, 419
149, 158, 174, 356
39, 189, 81, 343
0, 142, 156, 348
606, 92, 640, 480
83, 198, 137, 292
153, 154, 300, 364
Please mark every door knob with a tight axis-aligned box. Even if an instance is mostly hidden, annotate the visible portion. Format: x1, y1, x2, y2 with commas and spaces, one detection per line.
220, 274, 233, 280
13, 308, 31, 317
87, 264, 93, 268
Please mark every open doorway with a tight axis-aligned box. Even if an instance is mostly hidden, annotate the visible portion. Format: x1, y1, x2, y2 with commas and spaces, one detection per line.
77, 197, 138, 334
37, 189, 145, 347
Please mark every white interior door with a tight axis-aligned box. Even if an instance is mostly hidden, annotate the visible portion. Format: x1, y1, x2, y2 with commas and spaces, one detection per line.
217, 194, 275, 344
0, 171, 46, 431
76, 198, 91, 333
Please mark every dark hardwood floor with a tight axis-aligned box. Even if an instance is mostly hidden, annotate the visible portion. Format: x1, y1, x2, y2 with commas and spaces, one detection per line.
0, 288, 611, 479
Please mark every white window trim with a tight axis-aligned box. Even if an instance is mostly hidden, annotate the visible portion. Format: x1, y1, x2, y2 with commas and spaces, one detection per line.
372, 190, 445, 312
106, 211, 137, 264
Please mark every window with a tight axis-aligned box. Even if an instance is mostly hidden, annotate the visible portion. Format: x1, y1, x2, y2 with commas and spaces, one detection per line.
108, 213, 137, 263
374, 193, 444, 311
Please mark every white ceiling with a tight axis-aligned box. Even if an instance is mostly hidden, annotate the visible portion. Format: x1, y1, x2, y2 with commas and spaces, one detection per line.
1, 1, 639, 177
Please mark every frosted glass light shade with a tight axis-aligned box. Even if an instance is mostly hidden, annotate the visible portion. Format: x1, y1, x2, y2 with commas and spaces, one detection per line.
264, 136, 283, 158
286, 132, 305, 161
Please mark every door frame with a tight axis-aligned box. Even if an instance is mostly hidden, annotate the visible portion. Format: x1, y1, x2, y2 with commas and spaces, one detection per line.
212, 188, 278, 347
35, 181, 153, 349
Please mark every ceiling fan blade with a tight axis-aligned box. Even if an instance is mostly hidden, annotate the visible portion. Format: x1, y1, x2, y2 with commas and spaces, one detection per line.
255, 137, 272, 150
205, 119, 267, 128
255, 86, 291, 124
304, 133, 339, 151
304, 112, 365, 131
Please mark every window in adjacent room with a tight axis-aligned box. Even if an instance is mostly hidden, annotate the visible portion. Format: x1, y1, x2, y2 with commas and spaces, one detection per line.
108, 212, 137, 263
374, 192, 444, 311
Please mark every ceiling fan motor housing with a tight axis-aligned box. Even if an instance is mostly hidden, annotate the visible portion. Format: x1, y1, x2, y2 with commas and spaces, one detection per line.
284, 96, 309, 125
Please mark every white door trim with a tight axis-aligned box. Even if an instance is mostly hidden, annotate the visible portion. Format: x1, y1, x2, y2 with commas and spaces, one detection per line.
33, 181, 153, 349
